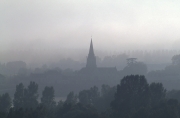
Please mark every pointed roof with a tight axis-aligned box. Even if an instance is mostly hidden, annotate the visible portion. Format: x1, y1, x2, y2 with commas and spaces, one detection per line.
88, 39, 95, 57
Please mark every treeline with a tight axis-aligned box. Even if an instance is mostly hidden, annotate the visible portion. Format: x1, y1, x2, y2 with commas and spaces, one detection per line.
0, 75, 180, 118
148, 54, 180, 77
3, 53, 180, 97
1, 50, 179, 76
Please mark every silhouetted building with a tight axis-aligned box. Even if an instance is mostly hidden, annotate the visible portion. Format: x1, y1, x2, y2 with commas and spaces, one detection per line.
80, 39, 118, 75
86, 39, 97, 70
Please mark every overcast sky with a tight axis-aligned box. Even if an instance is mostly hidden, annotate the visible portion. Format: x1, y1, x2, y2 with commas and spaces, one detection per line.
1, 0, 180, 52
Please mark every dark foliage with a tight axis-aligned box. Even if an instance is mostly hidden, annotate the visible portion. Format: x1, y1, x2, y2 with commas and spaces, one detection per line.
149, 82, 166, 106
13, 82, 38, 109
65, 91, 78, 104
94, 84, 116, 112
0, 93, 11, 113
13, 83, 24, 109
56, 103, 101, 118
122, 62, 148, 76
78, 86, 100, 105
24, 81, 39, 109
111, 75, 150, 117
41, 86, 56, 109
1, 75, 180, 118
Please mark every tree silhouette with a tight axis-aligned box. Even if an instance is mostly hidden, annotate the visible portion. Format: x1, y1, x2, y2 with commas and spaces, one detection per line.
172, 54, 180, 65
0, 93, 11, 113
13, 82, 38, 109
79, 86, 99, 105
123, 61, 147, 75
24, 81, 39, 109
13, 83, 24, 109
95, 85, 116, 112
149, 82, 166, 106
65, 91, 77, 104
41, 86, 56, 109
111, 75, 150, 117
149, 99, 179, 118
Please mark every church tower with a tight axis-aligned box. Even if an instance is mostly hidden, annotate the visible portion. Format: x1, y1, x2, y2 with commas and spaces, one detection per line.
86, 39, 97, 69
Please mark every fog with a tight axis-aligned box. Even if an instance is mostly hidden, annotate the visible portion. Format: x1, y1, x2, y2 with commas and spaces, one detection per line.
0, 0, 180, 67
1, 0, 180, 52
1, 0, 180, 89
2, 1, 180, 117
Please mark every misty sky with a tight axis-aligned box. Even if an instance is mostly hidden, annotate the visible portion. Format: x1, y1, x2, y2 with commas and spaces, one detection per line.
1, 0, 180, 52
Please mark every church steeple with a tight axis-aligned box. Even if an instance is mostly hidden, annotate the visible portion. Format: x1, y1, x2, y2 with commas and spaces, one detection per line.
89, 39, 95, 57
86, 38, 97, 69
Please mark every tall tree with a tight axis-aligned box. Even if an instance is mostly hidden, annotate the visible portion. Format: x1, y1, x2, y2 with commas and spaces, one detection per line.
24, 81, 39, 109
65, 91, 77, 104
13, 83, 24, 109
111, 75, 150, 117
41, 86, 56, 109
79, 86, 99, 105
13, 82, 39, 109
94, 85, 116, 112
149, 82, 166, 106
0, 93, 11, 113
172, 54, 180, 65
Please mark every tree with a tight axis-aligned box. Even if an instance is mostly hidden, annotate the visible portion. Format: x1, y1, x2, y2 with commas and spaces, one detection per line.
101, 84, 111, 96
65, 91, 77, 104
166, 90, 180, 102
6, 61, 26, 75
111, 75, 150, 117
41, 86, 56, 109
95, 85, 116, 112
13, 83, 24, 109
172, 54, 180, 65
0, 93, 11, 113
122, 61, 147, 75
56, 103, 100, 118
79, 86, 99, 105
13, 82, 39, 109
23, 81, 39, 109
149, 99, 179, 118
149, 82, 166, 106
78, 90, 89, 105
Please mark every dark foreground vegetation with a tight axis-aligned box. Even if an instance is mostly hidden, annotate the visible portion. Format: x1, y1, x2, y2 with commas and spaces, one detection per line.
0, 75, 180, 118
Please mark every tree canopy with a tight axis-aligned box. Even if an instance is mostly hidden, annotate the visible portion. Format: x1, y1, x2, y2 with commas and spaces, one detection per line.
41, 86, 56, 109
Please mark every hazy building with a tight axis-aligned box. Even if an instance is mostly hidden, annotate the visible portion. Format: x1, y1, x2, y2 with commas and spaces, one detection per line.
80, 39, 118, 75
86, 39, 97, 70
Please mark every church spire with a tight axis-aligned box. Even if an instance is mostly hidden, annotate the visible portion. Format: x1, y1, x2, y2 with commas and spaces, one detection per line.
86, 38, 97, 69
88, 38, 95, 57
